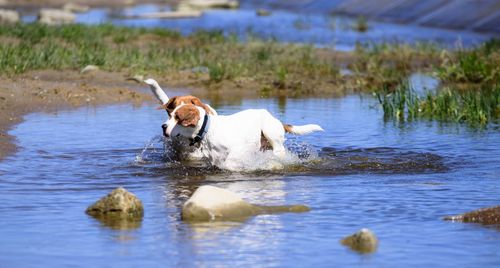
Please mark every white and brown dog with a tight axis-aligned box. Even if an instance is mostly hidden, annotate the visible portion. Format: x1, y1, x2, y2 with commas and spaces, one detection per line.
165, 104, 323, 170
145, 78, 323, 169
145, 78, 217, 160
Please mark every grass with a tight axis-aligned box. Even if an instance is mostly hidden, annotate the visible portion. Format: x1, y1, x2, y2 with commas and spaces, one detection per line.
376, 82, 499, 126
436, 39, 499, 84
0, 23, 338, 90
350, 42, 441, 91
354, 16, 368, 32
372, 40, 499, 126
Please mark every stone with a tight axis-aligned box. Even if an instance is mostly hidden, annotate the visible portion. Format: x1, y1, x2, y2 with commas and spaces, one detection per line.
182, 185, 257, 221
85, 187, 144, 218
341, 228, 378, 253
81, 65, 99, 74
37, 8, 75, 25
62, 3, 90, 13
181, 185, 310, 222
444, 205, 500, 225
0, 9, 19, 24
181, 0, 239, 10
256, 9, 271, 16
133, 10, 203, 19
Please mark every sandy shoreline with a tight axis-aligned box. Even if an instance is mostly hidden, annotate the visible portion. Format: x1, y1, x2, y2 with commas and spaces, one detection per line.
0, 70, 156, 161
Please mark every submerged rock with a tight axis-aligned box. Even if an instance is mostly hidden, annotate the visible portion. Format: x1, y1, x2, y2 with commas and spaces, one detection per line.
444, 205, 500, 225
256, 9, 271, 16
86, 187, 144, 218
182, 185, 256, 221
341, 228, 378, 254
181, 185, 310, 222
0, 9, 19, 24
37, 9, 75, 25
63, 3, 90, 13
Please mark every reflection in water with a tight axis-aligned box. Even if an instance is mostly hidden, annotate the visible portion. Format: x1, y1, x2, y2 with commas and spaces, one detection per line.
186, 221, 244, 240
91, 215, 143, 230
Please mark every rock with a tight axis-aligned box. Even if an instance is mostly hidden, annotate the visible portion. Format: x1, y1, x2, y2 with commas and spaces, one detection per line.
182, 185, 257, 221
0, 9, 19, 24
341, 228, 378, 254
81, 65, 99, 74
444, 205, 500, 225
37, 8, 75, 25
256, 9, 271, 16
133, 10, 203, 19
62, 3, 90, 13
85, 187, 144, 218
181, 185, 310, 222
181, 0, 239, 10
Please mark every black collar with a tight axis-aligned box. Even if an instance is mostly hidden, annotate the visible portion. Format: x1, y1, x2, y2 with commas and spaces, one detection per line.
189, 114, 210, 146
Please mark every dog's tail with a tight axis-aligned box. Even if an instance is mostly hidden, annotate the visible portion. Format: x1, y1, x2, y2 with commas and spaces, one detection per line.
283, 123, 324, 135
144, 78, 169, 105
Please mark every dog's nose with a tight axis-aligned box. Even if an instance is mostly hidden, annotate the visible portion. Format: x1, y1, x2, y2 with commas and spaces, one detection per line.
161, 124, 168, 137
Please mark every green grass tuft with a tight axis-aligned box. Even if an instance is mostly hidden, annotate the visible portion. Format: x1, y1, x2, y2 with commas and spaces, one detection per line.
376, 83, 499, 126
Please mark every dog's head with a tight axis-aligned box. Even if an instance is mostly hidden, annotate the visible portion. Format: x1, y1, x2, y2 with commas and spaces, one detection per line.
163, 104, 203, 138
159, 95, 216, 117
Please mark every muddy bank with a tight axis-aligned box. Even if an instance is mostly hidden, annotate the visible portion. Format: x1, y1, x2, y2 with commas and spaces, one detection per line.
0, 70, 153, 160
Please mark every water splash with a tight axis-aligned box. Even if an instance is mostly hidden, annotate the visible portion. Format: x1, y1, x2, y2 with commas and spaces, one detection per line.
135, 136, 446, 175
134, 135, 166, 164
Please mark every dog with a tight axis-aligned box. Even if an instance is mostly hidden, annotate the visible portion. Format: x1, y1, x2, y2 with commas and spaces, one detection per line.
164, 104, 323, 170
144, 78, 217, 160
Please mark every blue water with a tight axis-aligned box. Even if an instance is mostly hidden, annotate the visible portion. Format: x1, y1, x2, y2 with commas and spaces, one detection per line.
19, 3, 493, 50
0, 95, 499, 267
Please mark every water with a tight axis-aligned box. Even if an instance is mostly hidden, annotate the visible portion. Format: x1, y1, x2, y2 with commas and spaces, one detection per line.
20, 4, 493, 50
1, 95, 499, 267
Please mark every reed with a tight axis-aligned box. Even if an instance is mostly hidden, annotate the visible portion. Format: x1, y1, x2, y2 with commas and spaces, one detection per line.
376, 83, 499, 126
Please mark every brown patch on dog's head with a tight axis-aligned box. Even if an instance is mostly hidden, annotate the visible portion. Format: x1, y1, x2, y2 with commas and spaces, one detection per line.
175, 104, 200, 128
283, 124, 293, 133
159, 95, 215, 115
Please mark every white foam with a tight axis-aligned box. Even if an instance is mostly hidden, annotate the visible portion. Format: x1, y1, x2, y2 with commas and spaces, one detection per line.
218, 140, 319, 172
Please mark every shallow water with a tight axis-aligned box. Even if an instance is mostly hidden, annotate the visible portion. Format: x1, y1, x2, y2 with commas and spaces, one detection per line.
21, 4, 493, 50
1, 95, 499, 267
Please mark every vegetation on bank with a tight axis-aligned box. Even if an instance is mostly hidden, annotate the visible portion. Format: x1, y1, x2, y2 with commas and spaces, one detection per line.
375, 40, 499, 126
0, 23, 498, 125
0, 23, 337, 86
376, 84, 499, 126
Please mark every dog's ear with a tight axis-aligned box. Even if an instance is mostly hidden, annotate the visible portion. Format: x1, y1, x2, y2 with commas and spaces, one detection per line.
190, 97, 215, 115
177, 105, 200, 128
157, 97, 177, 114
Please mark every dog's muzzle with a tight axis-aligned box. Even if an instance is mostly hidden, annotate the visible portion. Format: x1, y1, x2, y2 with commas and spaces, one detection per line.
161, 124, 168, 137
